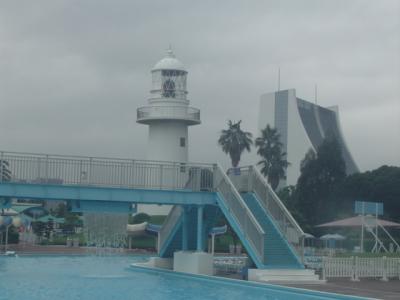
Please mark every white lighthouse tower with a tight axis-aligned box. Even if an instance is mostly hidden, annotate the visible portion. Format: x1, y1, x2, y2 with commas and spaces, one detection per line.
136, 49, 200, 215
137, 48, 201, 163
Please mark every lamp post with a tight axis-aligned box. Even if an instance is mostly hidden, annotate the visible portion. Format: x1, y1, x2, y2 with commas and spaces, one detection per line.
5, 224, 10, 252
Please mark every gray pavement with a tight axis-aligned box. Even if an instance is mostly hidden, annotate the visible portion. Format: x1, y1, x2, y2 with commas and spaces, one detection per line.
280, 279, 400, 300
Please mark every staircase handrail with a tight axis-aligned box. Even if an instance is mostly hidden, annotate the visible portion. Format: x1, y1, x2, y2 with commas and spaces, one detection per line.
213, 164, 266, 263
251, 166, 304, 236
158, 205, 183, 254
228, 165, 305, 263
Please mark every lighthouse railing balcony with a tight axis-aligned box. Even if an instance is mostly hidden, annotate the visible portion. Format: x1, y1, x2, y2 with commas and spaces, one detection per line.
0, 151, 214, 192
137, 106, 200, 124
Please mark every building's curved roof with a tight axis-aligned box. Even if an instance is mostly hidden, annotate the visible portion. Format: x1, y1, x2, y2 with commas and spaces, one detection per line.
152, 49, 186, 72
296, 98, 359, 175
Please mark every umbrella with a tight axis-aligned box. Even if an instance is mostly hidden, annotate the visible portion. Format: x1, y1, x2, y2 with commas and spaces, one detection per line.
304, 233, 315, 239
316, 216, 400, 228
320, 233, 346, 240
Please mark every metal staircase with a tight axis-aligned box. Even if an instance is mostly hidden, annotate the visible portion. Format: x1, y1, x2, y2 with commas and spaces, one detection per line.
213, 164, 267, 268
227, 166, 305, 268
158, 164, 306, 269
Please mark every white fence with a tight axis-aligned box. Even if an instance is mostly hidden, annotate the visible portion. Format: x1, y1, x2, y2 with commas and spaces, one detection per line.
322, 256, 400, 281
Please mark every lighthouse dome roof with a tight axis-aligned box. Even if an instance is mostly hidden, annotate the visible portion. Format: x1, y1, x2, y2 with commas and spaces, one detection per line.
152, 49, 186, 72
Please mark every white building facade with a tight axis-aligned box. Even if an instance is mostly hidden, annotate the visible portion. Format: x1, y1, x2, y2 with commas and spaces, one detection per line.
258, 89, 359, 187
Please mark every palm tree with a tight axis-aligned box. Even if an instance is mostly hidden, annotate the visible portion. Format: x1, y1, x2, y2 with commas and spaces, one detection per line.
255, 125, 289, 190
218, 120, 253, 168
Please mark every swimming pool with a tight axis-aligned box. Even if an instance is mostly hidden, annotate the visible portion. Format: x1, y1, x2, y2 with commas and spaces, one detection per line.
0, 255, 369, 300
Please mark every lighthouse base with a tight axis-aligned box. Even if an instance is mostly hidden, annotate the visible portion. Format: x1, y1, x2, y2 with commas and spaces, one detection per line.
173, 251, 214, 275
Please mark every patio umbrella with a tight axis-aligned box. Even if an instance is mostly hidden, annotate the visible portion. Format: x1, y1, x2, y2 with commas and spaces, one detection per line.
320, 233, 346, 240
304, 233, 315, 239
316, 216, 400, 228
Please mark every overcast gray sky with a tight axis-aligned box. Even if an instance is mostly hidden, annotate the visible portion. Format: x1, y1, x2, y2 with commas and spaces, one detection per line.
0, 0, 399, 172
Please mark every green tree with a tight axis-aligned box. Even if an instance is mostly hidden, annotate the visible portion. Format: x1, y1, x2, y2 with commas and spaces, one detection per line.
277, 185, 310, 232
255, 125, 289, 190
218, 120, 253, 167
54, 202, 68, 218
295, 136, 346, 228
338, 166, 400, 221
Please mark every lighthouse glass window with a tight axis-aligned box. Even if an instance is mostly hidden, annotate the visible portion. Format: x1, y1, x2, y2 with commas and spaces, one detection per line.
161, 70, 186, 99
163, 79, 175, 98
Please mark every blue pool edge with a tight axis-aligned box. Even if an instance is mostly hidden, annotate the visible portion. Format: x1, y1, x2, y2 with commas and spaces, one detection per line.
130, 263, 376, 300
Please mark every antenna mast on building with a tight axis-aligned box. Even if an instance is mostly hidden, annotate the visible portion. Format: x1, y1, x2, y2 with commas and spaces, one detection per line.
314, 84, 318, 105
278, 68, 281, 91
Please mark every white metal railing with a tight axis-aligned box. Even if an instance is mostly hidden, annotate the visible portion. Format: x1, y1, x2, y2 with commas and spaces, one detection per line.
322, 256, 400, 281
228, 166, 305, 263
0, 151, 213, 191
137, 106, 200, 124
158, 205, 183, 254
214, 164, 266, 264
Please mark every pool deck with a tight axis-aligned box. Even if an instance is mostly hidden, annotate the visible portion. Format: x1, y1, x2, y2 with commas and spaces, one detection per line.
219, 274, 399, 300
279, 279, 400, 300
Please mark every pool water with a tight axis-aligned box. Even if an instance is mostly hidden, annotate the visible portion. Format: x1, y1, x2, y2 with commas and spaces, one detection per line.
0, 255, 366, 300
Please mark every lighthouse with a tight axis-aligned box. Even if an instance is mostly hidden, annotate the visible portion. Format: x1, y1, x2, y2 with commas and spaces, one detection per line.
137, 48, 201, 163
136, 49, 200, 215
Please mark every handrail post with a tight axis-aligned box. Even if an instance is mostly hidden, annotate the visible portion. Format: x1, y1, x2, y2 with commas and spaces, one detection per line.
131, 160, 135, 188
382, 256, 388, 281
182, 206, 188, 251
0, 151, 3, 183
119, 162, 124, 187
159, 164, 163, 189
79, 159, 83, 184
45, 154, 49, 183
212, 164, 218, 192
157, 232, 161, 254
398, 258, 400, 280
37, 157, 41, 181
300, 235, 305, 264
196, 205, 204, 251
248, 166, 253, 192
88, 157, 93, 185
353, 256, 360, 281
